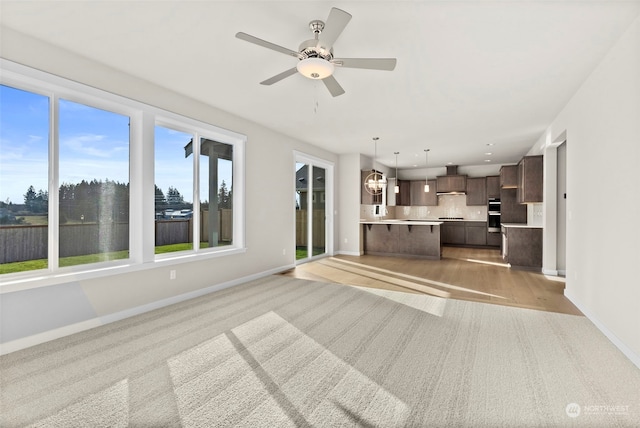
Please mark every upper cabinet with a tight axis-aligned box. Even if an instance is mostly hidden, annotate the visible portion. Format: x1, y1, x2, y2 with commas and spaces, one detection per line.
500, 165, 518, 189
466, 177, 487, 205
395, 180, 411, 206
486, 175, 500, 199
409, 179, 437, 206
517, 155, 543, 203
436, 175, 467, 193
425, 179, 437, 206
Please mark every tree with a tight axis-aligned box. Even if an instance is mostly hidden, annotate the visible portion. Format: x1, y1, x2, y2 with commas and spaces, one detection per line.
154, 185, 167, 209
218, 180, 232, 209
24, 186, 48, 213
166, 186, 184, 207
24, 186, 37, 211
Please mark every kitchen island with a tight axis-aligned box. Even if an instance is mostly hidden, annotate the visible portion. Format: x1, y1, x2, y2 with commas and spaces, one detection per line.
501, 223, 543, 269
361, 220, 443, 260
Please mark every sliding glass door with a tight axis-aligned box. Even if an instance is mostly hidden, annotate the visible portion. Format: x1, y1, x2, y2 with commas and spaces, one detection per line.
295, 154, 332, 262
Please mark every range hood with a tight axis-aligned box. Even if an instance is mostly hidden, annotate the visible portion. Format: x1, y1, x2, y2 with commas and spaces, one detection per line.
436, 165, 467, 195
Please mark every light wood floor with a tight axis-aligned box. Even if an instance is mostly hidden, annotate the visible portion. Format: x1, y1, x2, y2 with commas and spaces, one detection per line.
281, 246, 582, 316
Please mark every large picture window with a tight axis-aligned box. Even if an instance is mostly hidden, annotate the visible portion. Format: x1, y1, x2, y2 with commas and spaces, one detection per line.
0, 85, 50, 274
58, 99, 130, 267
0, 60, 245, 283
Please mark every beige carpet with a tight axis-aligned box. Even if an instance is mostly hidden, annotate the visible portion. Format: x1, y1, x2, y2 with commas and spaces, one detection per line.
1, 276, 639, 427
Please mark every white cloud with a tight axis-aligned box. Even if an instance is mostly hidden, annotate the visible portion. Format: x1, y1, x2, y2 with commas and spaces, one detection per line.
61, 134, 127, 159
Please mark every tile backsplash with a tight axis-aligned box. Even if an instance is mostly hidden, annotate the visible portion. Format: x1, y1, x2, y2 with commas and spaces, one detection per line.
361, 194, 488, 221
528, 203, 543, 226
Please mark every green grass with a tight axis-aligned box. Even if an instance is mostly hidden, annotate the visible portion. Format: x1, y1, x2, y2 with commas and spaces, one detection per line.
0, 250, 129, 274
21, 215, 49, 225
296, 247, 308, 260
0, 242, 229, 275
296, 246, 325, 260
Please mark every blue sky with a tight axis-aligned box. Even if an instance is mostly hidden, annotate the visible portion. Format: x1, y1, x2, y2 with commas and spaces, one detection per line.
0, 84, 232, 206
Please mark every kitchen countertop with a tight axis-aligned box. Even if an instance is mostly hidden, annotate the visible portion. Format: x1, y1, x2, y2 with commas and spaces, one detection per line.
501, 223, 543, 229
360, 219, 443, 225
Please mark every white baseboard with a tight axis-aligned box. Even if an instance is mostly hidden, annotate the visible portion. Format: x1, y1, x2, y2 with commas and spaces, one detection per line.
335, 250, 363, 256
542, 268, 559, 276
0, 319, 103, 356
565, 290, 640, 370
0, 263, 295, 356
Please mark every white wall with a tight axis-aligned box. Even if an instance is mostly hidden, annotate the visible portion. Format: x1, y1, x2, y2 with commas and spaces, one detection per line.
529, 15, 640, 365
337, 153, 362, 256
0, 28, 338, 352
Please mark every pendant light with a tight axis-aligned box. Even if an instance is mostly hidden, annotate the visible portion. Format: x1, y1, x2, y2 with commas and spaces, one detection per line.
394, 152, 400, 193
364, 137, 386, 195
424, 149, 430, 192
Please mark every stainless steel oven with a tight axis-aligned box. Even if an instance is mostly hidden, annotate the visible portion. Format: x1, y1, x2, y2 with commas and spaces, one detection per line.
488, 212, 501, 232
488, 198, 501, 233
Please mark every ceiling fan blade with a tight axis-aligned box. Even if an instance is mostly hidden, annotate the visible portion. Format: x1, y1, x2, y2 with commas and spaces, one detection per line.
322, 75, 345, 97
236, 32, 300, 58
260, 68, 298, 85
317, 8, 352, 49
332, 58, 397, 71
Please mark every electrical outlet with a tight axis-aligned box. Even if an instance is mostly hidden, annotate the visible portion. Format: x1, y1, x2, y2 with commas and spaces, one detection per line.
344, 238, 348, 244
282, 248, 286, 255
170, 270, 176, 280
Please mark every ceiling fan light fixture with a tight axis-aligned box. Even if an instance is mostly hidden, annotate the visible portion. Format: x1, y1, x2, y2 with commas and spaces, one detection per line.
297, 58, 334, 79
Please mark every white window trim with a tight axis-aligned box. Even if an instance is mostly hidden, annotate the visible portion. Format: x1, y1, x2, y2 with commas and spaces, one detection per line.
0, 59, 246, 292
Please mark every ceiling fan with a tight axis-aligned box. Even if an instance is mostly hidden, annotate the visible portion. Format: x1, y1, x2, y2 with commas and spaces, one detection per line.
235, 7, 397, 97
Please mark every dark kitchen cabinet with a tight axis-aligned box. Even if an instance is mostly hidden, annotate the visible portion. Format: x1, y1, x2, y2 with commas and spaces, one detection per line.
486, 231, 501, 247
441, 221, 488, 246
361, 170, 382, 205
486, 175, 500, 199
441, 222, 466, 245
436, 175, 467, 193
425, 179, 437, 205
500, 188, 527, 223
409, 180, 437, 206
517, 155, 543, 203
410, 180, 427, 206
466, 177, 487, 206
503, 226, 542, 269
465, 222, 487, 246
500, 165, 518, 189
395, 180, 411, 206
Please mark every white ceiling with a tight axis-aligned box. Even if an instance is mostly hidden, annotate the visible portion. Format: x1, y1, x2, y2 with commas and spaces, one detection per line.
2, 1, 639, 170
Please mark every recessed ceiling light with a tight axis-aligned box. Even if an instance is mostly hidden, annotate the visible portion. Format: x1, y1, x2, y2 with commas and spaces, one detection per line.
486, 143, 494, 146
447, 161, 453, 165
484, 159, 491, 162
484, 152, 493, 156
413, 164, 418, 167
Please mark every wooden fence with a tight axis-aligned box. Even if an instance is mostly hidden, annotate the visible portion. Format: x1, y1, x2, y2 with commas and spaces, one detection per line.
295, 209, 326, 247
0, 209, 234, 264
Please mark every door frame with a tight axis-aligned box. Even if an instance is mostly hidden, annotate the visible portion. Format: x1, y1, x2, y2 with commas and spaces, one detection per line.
294, 151, 334, 264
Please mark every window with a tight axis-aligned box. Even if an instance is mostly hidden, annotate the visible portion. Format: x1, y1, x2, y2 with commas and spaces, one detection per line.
0, 85, 50, 274
199, 138, 234, 248
58, 99, 130, 267
0, 59, 245, 284
154, 129, 235, 255
154, 125, 194, 253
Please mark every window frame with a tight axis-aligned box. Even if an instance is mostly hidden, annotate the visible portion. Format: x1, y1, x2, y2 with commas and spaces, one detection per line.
0, 59, 246, 291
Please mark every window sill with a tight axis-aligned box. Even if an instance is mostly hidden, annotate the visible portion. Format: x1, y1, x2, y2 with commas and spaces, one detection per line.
0, 246, 247, 294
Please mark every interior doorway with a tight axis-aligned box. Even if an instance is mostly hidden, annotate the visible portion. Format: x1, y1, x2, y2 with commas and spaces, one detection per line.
294, 153, 333, 263
556, 142, 567, 275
